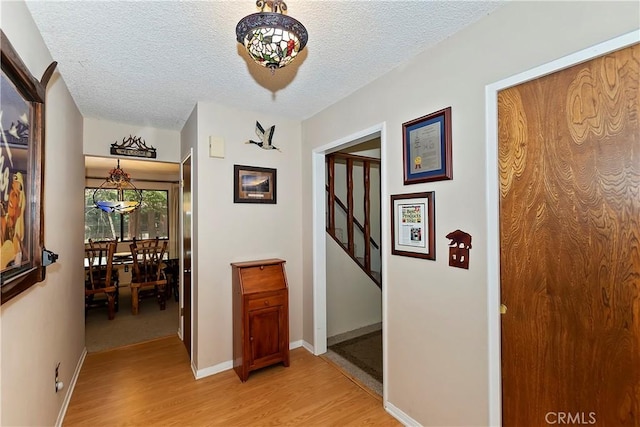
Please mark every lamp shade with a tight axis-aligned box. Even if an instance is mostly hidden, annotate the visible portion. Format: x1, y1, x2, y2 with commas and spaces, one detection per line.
93, 160, 142, 214
236, 1, 308, 72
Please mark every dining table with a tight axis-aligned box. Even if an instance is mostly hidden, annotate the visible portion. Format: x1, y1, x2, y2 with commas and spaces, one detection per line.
84, 250, 178, 300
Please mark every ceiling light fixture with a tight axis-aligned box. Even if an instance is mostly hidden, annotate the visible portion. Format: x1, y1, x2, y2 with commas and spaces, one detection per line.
236, 0, 308, 73
93, 159, 143, 214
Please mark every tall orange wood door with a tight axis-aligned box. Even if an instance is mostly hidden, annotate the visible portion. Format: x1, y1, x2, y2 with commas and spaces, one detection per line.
499, 43, 639, 426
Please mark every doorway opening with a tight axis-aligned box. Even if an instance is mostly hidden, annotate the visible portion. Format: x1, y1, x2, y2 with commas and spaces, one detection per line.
83, 155, 181, 352
312, 123, 388, 401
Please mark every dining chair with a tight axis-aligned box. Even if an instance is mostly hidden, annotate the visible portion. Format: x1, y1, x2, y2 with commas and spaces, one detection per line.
88, 238, 121, 290
129, 239, 168, 315
84, 240, 119, 320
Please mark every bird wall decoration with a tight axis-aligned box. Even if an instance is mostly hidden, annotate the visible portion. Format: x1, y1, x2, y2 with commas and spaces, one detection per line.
246, 121, 280, 151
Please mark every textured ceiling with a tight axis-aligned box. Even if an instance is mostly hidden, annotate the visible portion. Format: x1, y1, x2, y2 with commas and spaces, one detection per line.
26, 0, 505, 131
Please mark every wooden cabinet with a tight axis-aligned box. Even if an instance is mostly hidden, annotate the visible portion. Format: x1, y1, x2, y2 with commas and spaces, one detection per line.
231, 259, 290, 382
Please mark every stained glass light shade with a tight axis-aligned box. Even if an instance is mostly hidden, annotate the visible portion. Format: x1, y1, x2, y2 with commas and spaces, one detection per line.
236, 2, 308, 72
93, 161, 143, 214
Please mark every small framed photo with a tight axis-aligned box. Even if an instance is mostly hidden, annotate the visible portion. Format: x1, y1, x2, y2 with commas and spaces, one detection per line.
233, 164, 277, 204
391, 192, 435, 260
402, 107, 452, 185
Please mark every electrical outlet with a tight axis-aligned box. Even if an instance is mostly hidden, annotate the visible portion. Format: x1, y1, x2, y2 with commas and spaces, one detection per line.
55, 363, 60, 392
55, 362, 63, 393
124, 265, 129, 273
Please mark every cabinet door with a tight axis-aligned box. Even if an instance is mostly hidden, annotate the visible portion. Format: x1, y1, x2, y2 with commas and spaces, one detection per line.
248, 305, 284, 368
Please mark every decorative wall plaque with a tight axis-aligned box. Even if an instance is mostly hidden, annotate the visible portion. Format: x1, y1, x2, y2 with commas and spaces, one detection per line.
446, 229, 472, 269
110, 135, 157, 158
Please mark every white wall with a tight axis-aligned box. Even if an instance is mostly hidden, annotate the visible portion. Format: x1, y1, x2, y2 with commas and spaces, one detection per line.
301, 1, 640, 425
192, 102, 303, 370
83, 117, 180, 163
326, 238, 381, 338
0, 1, 85, 425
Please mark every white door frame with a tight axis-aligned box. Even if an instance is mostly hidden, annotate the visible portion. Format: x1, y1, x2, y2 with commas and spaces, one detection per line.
485, 31, 639, 426
311, 122, 388, 399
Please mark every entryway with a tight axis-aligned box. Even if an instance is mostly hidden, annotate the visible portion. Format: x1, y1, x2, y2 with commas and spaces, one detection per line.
312, 123, 387, 400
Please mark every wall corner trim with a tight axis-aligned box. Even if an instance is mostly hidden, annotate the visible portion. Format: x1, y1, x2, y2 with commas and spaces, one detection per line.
289, 340, 304, 350
55, 348, 87, 427
385, 401, 422, 427
194, 360, 234, 380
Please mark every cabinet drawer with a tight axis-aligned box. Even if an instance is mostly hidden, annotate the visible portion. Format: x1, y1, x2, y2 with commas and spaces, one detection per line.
248, 294, 286, 311
240, 264, 286, 292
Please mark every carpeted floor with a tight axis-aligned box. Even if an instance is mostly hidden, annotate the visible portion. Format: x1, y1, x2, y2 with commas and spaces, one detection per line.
85, 285, 179, 353
329, 330, 382, 383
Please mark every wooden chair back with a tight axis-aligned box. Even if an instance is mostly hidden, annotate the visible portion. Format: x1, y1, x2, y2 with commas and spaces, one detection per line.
130, 239, 168, 284
129, 239, 168, 315
85, 240, 117, 291
84, 240, 119, 320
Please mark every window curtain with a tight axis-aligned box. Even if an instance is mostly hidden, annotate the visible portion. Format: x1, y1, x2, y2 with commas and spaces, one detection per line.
169, 183, 179, 258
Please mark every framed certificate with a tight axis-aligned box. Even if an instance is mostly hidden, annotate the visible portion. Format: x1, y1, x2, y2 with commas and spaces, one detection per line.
402, 107, 452, 184
391, 192, 435, 260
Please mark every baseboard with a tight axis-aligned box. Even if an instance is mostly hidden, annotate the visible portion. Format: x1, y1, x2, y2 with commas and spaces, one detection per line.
289, 339, 304, 350
194, 360, 233, 380
385, 401, 421, 427
55, 348, 87, 427
301, 340, 314, 354
193, 340, 309, 379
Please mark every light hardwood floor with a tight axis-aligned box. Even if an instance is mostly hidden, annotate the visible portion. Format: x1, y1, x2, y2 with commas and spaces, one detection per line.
63, 336, 400, 426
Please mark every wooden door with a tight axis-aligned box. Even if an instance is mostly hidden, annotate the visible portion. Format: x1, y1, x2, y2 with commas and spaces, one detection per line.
182, 155, 192, 358
499, 44, 639, 426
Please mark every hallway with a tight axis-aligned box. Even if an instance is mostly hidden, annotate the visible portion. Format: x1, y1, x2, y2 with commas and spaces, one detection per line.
63, 337, 398, 426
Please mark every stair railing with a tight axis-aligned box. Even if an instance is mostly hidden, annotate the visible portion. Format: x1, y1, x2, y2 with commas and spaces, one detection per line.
326, 152, 381, 287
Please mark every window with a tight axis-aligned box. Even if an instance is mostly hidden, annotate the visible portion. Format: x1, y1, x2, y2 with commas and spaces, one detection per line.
84, 188, 169, 243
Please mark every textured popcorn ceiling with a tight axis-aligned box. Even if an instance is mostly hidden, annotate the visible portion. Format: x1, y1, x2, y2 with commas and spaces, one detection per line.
26, 1, 505, 131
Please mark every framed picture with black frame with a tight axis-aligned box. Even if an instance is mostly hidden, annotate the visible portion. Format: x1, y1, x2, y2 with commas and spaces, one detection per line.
233, 164, 277, 204
391, 191, 435, 260
402, 107, 452, 185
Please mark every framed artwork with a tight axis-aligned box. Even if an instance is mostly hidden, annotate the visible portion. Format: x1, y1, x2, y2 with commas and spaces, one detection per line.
402, 107, 452, 185
233, 164, 277, 204
1, 30, 57, 304
391, 192, 435, 260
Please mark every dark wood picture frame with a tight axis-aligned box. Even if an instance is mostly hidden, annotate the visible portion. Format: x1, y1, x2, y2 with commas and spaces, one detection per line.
233, 164, 277, 204
391, 192, 435, 260
402, 107, 452, 185
1, 30, 57, 304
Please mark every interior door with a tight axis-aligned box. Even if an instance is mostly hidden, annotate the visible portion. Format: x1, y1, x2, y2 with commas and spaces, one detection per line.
181, 154, 192, 358
499, 43, 639, 426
